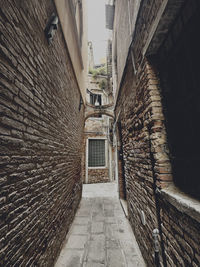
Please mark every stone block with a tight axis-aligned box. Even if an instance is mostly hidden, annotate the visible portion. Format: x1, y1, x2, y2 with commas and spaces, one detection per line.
66, 235, 88, 249
87, 234, 106, 263
107, 249, 126, 267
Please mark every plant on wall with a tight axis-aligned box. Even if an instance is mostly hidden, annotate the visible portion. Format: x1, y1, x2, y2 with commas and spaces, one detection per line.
99, 78, 107, 90
89, 64, 107, 79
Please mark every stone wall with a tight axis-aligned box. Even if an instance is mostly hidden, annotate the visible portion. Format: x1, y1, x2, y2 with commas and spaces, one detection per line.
0, 0, 84, 266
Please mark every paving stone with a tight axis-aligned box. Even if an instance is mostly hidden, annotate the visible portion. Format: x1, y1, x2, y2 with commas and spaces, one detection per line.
107, 249, 126, 267
91, 222, 104, 234
66, 235, 88, 249
105, 224, 118, 240
104, 209, 115, 217
115, 210, 126, 218
55, 249, 84, 267
82, 183, 118, 198
126, 257, 146, 267
55, 183, 146, 267
73, 217, 90, 225
105, 217, 116, 224
92, 202, 103, 212
87, 234, 106, 263
120, 240, 139, 255
106, 239, 120, 249
104, 204, 114, 210
83, 262, 105, 267
70, 225, 88, 235
91, 212, 105, 222
76, 208, 91, 217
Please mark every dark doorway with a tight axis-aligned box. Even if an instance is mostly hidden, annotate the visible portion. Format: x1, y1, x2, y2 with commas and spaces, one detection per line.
158, 1, 200, 199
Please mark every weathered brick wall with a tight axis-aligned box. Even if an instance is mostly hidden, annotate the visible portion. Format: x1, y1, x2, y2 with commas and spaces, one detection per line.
116, 57, 164, 265
0, 0, 84, 266
115, 31, 200, 267
118, 157, 126, 199
115, 129, 126, 200
160, 199, 200, 266
132, 0, 164, 68
115, 0, 200, 265
116, 54, 200, 266
81, 137, 86, 183
88, 168, 109, 184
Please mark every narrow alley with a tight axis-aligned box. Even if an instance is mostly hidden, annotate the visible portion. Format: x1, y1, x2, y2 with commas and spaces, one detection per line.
0, 0, 200, 266
55, 182, 146, 267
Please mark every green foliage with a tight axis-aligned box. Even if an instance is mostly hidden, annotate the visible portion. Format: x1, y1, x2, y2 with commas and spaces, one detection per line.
98, 66, 107, 76
89, 65, 107, 79
92, 70, 98, 79
99, 78, 107, 90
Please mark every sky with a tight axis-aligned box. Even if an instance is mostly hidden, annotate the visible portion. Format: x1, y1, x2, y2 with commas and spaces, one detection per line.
87, 0, 108, 65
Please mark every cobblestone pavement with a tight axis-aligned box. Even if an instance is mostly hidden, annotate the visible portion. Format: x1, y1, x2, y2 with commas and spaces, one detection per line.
55, 182, 146, 267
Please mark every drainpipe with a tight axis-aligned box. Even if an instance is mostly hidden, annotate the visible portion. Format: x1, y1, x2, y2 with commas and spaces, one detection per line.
147, 125, 167, 267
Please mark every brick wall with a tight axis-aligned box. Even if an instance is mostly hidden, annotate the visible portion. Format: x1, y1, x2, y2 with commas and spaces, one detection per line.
115, 128, 126, 200
81, 137, 86, 183
114, 0, 200, 265
116, 57, 162, 265
88, 168, 109, 184
160, 199, 200, 266
116, 54, 200, 266
117, 157, 126, 200
0, 0, 84, 266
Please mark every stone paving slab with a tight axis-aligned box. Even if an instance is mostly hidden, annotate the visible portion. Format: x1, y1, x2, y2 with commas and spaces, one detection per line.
87, 234, 106, 263
71, 225, 89, 235
83, 262, 105, 267
55, 182, 146, 267
55, 249, 84, 267
91, 222, 104, 234
107, 249, 126, 267
65, 235, 88, 249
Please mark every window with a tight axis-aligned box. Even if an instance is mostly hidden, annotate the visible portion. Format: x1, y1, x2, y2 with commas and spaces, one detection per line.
90, 93, 102, 106
88, 139, 105, 167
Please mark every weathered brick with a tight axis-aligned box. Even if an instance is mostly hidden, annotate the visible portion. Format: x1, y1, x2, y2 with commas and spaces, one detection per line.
88, 168, 110, 183
0, 0, 84, 266
115, 38, 200, 267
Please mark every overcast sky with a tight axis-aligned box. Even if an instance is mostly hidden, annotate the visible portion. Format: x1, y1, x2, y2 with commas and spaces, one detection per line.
87, 0, 108, 65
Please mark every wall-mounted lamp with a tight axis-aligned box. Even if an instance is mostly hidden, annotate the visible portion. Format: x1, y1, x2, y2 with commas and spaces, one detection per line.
44, 13, 59, 44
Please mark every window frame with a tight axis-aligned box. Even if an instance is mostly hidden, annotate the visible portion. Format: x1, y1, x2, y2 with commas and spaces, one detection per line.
87, 137, 107, 169
89, 92, 102, 106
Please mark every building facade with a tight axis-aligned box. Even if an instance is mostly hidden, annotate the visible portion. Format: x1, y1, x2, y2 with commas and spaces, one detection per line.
83, 74, 114, 184
0, 0, 87, 265
112, 0, 200, 266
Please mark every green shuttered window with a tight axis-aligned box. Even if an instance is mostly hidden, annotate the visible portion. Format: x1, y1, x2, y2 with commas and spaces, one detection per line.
88, 139, 105, 167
